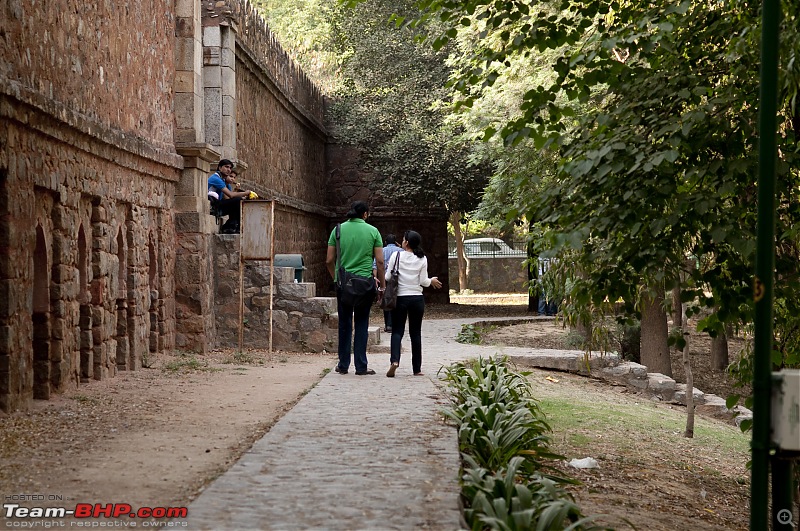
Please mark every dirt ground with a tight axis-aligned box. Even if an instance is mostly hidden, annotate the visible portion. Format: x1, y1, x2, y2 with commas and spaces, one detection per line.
0, 299, 756, 530
0, 349, 335, 523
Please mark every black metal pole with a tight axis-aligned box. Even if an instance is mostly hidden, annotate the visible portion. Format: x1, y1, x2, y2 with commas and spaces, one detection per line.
772, 454, 795, 529
750, 0, 781, 528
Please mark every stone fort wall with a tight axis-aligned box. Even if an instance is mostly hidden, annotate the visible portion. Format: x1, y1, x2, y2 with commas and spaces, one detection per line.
0, 0, 451, 412
1, 0, 183, 412
232, 0, 331, 287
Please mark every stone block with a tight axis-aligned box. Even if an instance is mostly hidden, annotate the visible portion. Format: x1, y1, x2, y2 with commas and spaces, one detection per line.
221, 47, 235, 69
647, 373, 676, 392
221, 115, 235, 147
277, 282, 315, 300
602, 363, 629, 377
222, 95, 235, 117
271, 310, 288, 328
204, 88, 222, 145
175, 128, 200, 145
175, 0, 196, 18
251, 295, 270, 307
175, 70, 195, 93
203, 26, 221, 47
0, 280, 17, 318
326, 313, 339, 329
367, 326, 380, 347
297, 316, 321, 332
272, 267, 295, 284
174, 37, 196, 72
696, 395, 735, 420
302, 297, 337, 317
90, 279, 106, 305
51, 265, 74, 284
175, 92, 198, 131
175, 17, 195, 39
204, 66, 221, 89
0, 326, 10, 357
673, 384, 705, 405
302, 330, 331, 353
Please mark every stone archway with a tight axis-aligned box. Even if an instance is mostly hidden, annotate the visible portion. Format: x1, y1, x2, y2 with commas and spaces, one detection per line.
32, 225, 51, 399
115, 227, 129, 370
77, 224, 93, 383
147, 234, 159, 358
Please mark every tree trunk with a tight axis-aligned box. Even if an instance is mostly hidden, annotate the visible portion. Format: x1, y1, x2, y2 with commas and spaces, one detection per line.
640, 288, 672, 376
450, 212, 468, 292
671, 286, 682, 328
526, 224, 538, 312
527, 265, 539, 313
710, 329, 729, 371
682, 304, 694, 438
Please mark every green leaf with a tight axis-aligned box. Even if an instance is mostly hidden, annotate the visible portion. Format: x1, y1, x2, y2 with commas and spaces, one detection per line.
726, 394, 741, 409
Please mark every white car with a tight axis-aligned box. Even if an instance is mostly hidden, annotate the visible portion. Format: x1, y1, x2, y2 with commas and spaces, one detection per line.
449, 238, 526, 258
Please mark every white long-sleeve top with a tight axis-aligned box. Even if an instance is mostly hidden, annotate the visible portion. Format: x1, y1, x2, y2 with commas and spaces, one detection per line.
388, 250, 434, 296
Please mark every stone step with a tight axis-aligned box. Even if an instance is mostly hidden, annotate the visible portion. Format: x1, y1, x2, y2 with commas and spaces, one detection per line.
277, 282, 316, 300
369, 343, 392, 355
367, 326, 381, 346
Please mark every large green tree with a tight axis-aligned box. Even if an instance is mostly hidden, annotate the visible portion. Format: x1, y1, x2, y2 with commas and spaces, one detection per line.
357, 0, 800, 377
256, 0, 492, 290
329, 0, 491, 289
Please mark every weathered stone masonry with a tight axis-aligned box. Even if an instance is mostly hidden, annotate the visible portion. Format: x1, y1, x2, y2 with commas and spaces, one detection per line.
1, 0, 451, 412
0, 0, 182, 412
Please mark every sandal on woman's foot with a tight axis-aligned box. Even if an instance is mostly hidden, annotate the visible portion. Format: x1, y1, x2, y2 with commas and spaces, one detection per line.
386, 363, 399, 378
413, 372, 424, 376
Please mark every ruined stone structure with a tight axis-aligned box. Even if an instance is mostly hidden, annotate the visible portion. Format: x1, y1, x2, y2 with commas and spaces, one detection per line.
0, 0, 451, 413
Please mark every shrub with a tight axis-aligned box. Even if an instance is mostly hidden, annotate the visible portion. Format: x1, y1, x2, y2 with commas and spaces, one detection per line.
441, 356, 608, 530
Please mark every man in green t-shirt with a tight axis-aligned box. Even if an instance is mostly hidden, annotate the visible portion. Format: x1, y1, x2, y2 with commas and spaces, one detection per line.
326, 201, 385, 375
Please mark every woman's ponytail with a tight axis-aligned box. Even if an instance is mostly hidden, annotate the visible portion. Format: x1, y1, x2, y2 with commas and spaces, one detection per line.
404, 230, 425, 258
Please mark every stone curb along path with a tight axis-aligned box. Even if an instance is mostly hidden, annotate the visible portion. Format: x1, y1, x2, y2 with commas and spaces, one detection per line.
468, 317, 754, 428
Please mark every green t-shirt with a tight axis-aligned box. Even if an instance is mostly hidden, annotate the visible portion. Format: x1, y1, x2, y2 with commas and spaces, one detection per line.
328, 218, 382, 279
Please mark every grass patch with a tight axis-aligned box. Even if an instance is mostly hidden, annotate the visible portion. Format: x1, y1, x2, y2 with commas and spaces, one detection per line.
537, 394, 748, 455
163, 355, 220, 373
455, 323, 496, 344
221, 351, 264, 365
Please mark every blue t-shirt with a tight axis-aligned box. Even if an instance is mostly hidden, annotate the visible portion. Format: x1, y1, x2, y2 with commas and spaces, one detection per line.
208, 173, 231, 198
383, 243, 401, 271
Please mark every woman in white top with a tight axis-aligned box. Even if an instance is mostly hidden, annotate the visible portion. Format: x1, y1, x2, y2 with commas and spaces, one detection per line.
385, 230, 443, 377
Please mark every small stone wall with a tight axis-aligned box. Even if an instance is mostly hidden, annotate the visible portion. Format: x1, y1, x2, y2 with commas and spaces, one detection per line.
232, 0, 332, 292
449, 256, 529, 293
212, 235, 337, 352
0, 99, 181, 412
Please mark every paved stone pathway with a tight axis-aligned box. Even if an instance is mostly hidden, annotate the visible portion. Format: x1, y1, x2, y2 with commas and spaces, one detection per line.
186, 316, 554, 530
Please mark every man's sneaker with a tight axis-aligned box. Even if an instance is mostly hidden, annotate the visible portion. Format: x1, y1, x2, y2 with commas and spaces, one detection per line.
386, 363, 399, 378
334, 366, 348, 374
355, 369, 376, 375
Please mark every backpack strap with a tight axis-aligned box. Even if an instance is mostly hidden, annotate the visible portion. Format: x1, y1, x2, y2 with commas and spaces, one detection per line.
335, 224, 343, 286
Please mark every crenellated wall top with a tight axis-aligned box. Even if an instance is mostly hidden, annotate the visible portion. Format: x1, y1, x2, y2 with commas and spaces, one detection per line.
205, 0, 325, 124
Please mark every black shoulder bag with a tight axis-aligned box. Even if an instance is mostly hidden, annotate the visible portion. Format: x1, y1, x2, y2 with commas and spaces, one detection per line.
335, 224, 377, 307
